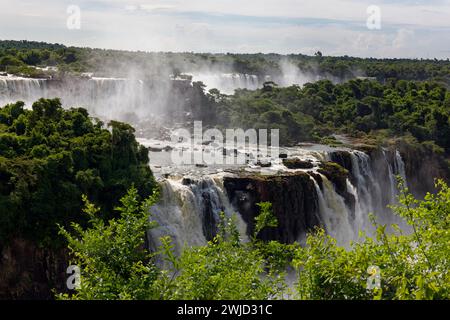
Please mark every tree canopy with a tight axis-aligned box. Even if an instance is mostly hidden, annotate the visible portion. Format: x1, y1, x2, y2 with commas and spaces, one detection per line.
0, 98, 156, 246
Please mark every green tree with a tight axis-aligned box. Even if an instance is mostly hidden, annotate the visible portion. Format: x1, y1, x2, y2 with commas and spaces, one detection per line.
58, 187, 161, 300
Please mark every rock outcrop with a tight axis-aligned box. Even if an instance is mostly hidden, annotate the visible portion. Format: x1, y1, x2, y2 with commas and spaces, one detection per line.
223, 172, 321, 243
0, 238, 68, 299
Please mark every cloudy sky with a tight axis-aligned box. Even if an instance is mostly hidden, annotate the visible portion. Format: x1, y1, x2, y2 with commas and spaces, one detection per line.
0, 0, 449, 58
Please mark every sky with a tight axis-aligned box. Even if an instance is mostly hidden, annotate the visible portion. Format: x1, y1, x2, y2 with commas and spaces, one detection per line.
0, 0, 449, 59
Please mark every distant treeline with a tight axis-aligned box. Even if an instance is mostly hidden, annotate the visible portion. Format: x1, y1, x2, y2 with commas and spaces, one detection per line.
0, 40, 449, 84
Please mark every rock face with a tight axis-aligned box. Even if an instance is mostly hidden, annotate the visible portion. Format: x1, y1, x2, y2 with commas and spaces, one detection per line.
330, 151, 353, 174
395, 142, 450, 198
0, 238, 68, 299
223, 172, 321, 243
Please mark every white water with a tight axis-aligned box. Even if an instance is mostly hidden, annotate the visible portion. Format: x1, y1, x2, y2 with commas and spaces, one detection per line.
147, 146, 409, 248
148, 174, 248, 254
187, 72, 262, 94
0, 75, 176, 124
312, 175, 356, 245
0, 75, 47, 105
394, 150, 407, 187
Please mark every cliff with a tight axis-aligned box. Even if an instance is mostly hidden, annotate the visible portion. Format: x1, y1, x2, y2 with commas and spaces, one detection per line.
0, 238, 68, 299
223, 172, 321, 243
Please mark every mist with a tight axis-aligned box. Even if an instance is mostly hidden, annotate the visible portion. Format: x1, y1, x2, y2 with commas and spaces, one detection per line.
0, 52, 365, 139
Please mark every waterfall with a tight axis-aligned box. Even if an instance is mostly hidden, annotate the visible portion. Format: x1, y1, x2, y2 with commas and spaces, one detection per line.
394, 150, 407, 187
0, 75, 47, 106
309, 148, 409, 244
82, 77, 149, 120
0, 75, 172, 124
311, 175, 356, 245
148, 174, 248, 254
382, 149, 398, 205
350, 152, 376, 208
148, 148, 410, 248
188, 73, 261, 94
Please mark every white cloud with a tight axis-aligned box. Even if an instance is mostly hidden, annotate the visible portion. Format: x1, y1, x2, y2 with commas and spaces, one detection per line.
0, 0, 448, 58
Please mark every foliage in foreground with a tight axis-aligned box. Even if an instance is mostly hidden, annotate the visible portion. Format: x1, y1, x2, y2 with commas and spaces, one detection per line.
294, 180, 449, 300
59, 181, 450, 300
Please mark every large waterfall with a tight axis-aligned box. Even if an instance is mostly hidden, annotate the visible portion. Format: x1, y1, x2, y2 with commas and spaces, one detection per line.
312, 176, 356, 245
0, 73, 412, 249
317, 149, 409, 243
0, 75, 180, 124
186, 73, 262, 94
0, 75, 48, 105
148, 147, 410, 251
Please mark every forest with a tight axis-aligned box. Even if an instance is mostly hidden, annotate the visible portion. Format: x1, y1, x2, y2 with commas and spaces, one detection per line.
2, 40, 448, 154
0, 94, 448, 300
201, 79, 450, 155
1, 40, 449, 84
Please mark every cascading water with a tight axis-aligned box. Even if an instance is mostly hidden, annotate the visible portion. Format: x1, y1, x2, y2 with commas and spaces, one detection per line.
312, 149, 409, 245
147, 145, 411, 248
311, 175, 356, 245
340, 149, 409, 238
148, 174, 248, 254
347, 150, 384, 232
147, 178, 207, 255
0, 74, 187, 129
394, 150, 407, 187
0, 75, 47, 105
187, 73, 261, 94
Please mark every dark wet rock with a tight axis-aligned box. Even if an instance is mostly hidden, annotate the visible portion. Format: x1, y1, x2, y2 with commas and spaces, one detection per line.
182, 177, 195, 185
353, 144, 378, 156
310, 172, 323, 189
223, 172, 321, 243
330, 151, 353, 172
200, 192, 220, 242
257, 160, 272, 167
394, 141, 450, 198
282, 158, 314, 169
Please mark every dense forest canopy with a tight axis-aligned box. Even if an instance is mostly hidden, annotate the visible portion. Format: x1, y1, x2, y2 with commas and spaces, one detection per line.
196, 79, 450, 156
0, 98, 156, 246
